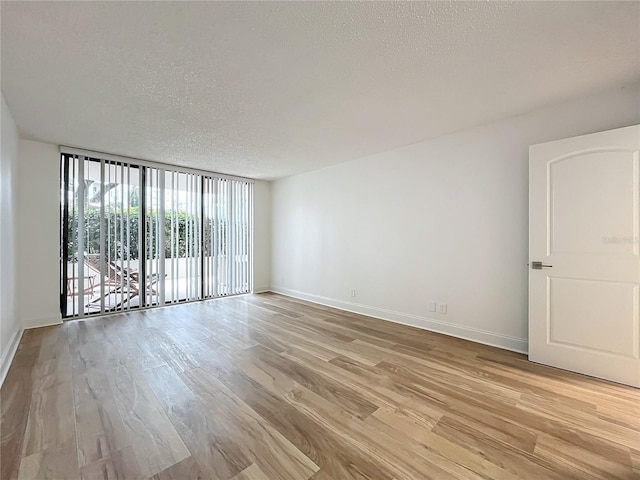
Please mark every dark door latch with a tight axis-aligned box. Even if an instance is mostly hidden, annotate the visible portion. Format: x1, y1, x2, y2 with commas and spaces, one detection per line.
531, 261, 553, 269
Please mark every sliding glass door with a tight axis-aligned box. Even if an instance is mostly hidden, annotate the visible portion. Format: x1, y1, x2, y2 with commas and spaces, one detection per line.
60, 153, 253, 319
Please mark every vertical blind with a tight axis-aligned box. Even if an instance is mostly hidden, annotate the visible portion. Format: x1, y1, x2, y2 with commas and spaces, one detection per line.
60, 152, 253, 318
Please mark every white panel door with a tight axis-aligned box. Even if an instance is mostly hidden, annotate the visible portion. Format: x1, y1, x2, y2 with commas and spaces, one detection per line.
529, 124, 640, 387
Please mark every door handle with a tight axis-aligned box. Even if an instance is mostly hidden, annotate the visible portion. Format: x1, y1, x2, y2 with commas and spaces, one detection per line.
530, 261, 553, 270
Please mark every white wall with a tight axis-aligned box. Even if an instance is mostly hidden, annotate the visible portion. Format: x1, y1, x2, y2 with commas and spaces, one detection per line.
16, 139, 62, 329
253, 180, 271, 292
271, 84, 640, 353
1, 93, 23, 382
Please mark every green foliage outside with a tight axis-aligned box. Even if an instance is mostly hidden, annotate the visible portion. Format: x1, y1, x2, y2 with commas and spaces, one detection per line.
66, 207, 227, 261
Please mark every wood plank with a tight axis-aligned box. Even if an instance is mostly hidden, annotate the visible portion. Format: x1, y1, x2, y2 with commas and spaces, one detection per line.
182, 367, 320, 480
143, 364, 253, 479
21, 344, 75, 457
223, 366, 396, 479
1, 364, 36, 479
71, 367, 130, 468
432, 415, 572, 480
366, 406, 514, 480
18, 443, 79, 480
148, 456, 204, 480
109, 364, 190, 477
79, 446, 142, 480
534, 433, 633, 480
1, 293, 638, 479
237, 352, 478, 479
231, 463, 271, 480
246, 344, 379, 420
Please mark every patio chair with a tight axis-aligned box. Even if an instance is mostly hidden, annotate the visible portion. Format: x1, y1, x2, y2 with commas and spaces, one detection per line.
81, 254, 162, 312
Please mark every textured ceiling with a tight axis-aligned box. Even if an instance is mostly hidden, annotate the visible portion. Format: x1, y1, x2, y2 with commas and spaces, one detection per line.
2, 1, 639, 180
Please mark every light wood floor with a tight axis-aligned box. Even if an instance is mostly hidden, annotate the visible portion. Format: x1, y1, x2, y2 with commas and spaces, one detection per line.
1, 293, 638, 479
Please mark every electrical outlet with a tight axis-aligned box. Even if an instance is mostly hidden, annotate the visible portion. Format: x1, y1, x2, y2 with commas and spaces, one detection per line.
350, 289, 356, 297
427, 302, 436, 313
439, 303, 448, 314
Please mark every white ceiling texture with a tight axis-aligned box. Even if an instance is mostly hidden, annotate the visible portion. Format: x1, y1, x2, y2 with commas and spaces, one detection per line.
2, 1, 639, 180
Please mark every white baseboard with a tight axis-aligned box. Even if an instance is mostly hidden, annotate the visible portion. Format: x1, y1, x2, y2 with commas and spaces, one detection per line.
1, 327, 24, 388
270, 286, 528, 354
253, 286, 271, 294
23, 315, 62, 329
